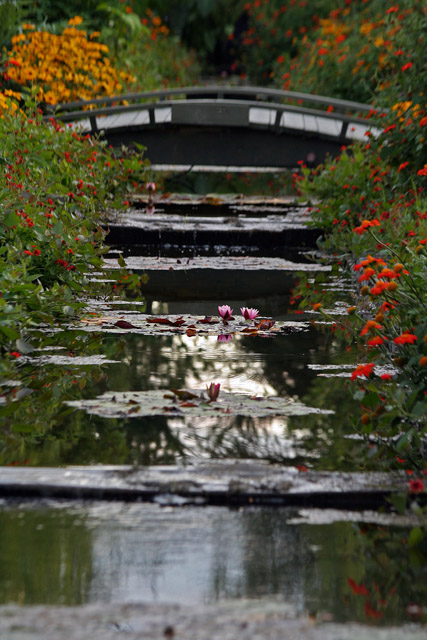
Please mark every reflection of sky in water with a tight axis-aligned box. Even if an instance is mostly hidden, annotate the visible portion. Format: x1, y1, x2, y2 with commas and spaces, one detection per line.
138, 333, 304, 397
174, 334, 279, 396
1, 501, 422, 624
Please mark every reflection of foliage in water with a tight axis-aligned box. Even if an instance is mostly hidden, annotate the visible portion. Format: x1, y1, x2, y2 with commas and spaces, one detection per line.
342, 522, 427, 623
224, 510, 427, 624
0, 507, 93, 605
0, 329, 127, 465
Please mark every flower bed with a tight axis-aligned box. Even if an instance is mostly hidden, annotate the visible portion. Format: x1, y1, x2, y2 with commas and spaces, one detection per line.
279, 1, 427, 473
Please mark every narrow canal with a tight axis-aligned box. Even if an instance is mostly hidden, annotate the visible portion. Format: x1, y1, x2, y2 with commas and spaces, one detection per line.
1, 192, 426, 629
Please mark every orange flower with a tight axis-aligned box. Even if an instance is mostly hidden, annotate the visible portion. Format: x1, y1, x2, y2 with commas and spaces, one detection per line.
370, 280, 388, 295
359, 267, 376, 282
419, 356, 427, 366
386, 281, 398, 291
397, 161, 409, 172
347, 577, 369, 596
360, 320, 383, 336
351, 363, 375, 380
394, 333, 417, 345
367, 336, 385, 346
377, 268, 397, 279
353, 219, 381, 235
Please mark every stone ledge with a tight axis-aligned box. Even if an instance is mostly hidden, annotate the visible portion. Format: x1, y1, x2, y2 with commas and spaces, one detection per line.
0, 601, 425, 640
0, 461, 410, 509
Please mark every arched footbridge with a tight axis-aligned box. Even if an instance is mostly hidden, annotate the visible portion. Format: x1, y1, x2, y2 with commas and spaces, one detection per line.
46, 86, 383, 170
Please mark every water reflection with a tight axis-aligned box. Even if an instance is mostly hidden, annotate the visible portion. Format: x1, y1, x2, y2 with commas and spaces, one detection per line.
0, 501, 426, 624
1, 315, 362, 468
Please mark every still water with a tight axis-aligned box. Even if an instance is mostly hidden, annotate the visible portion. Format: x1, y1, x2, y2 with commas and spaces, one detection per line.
1, 292, 360, 469
0, 500, 425, 624
3, 244, 424, 626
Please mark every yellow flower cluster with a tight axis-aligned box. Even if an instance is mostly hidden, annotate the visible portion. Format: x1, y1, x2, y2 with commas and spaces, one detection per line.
0, 88, 21, 114
5, 17, 135, 105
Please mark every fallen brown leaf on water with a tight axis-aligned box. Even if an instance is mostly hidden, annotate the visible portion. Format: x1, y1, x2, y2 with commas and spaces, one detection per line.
197, 316, 218, 325
147, 316, 186, 327
114, 320, 137, 329
255, 319, 276, 330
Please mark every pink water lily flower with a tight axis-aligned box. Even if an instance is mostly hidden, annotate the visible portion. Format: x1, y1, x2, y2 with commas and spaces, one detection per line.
207, 382, 220, 402
218, 305, 233, 321
217, 334, 233, 343
146, 182, 156, 191
241, 307, 259, 320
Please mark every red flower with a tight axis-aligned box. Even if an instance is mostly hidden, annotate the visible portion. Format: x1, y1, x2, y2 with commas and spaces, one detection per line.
364, 602, 383, 619
347, 577, 369, 596
419, 117, 427, 127
417, 165, 427, 176
360, 320, 383, 336
394, 333, 417, 345
370, 280, 388, 295
353, 219, 381, 235
376, 268, 397, 279
351, 363, 375, 380
397, 162, 409, 172
408, 479, 424, 493
358, 267, 375, 282
380, 373, 392, 380
401, 62, 413, 72
385, 5, 399, 13
367, 337, 385, 346
9, 351, 21, 358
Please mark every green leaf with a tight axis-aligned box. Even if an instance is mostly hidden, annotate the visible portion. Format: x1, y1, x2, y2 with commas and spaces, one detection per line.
12, 423, 35, 433
2, 210, 17, 228
412, 402, 427, 417
0, 326, 20, 340
408, 526, 424, 548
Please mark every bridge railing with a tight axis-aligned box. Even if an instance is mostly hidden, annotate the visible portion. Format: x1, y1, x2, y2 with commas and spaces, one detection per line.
45, 85, 384, 118
44, 86, 384, 144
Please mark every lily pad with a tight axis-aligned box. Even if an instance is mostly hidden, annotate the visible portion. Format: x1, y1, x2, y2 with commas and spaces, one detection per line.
78, 313, 309, 337
66, 388, 334, 419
